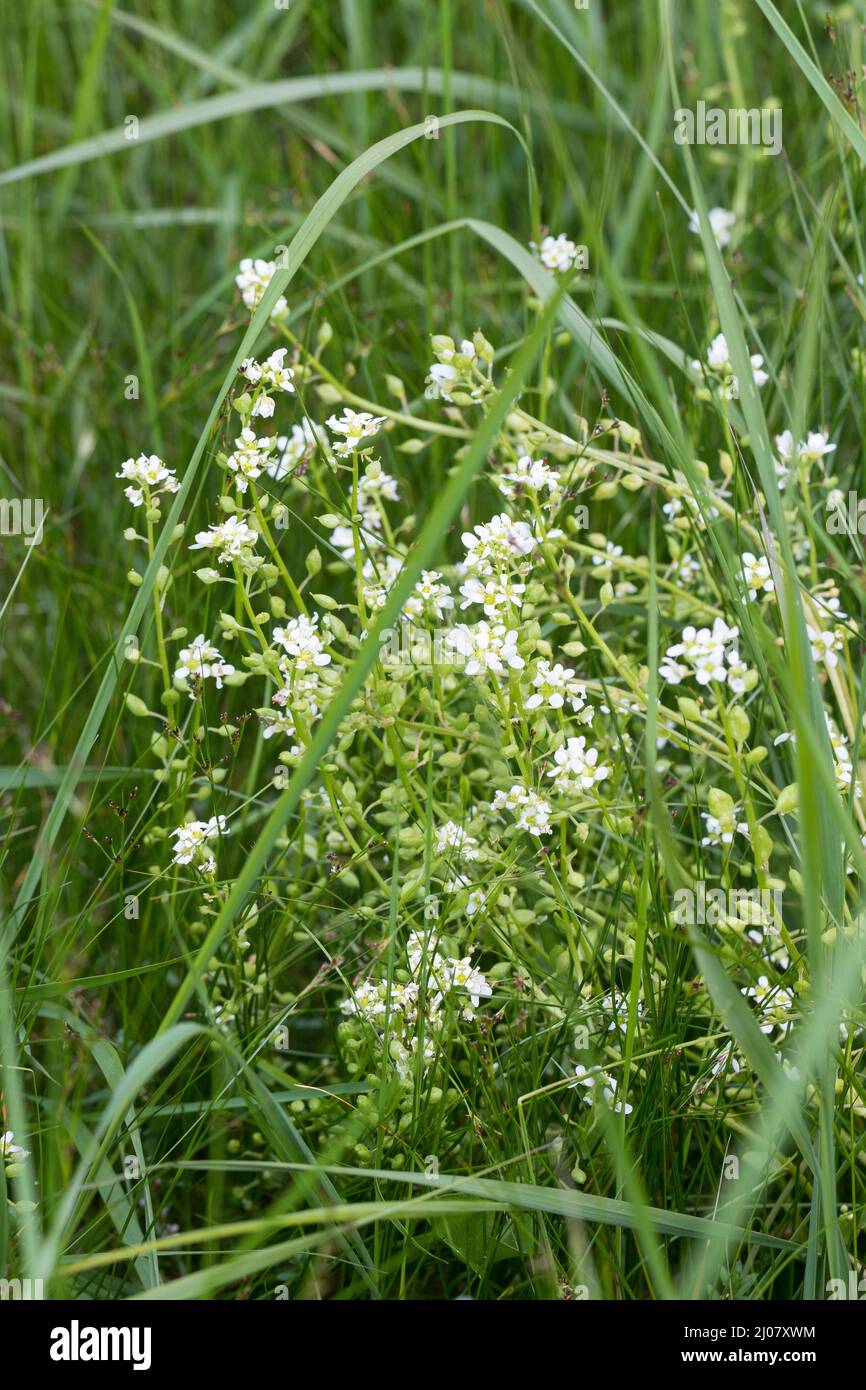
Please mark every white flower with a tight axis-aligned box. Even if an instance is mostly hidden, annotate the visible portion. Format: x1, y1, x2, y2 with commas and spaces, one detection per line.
190, 514, 259, 565
458, 573, 525, 616
741, 551, 774, 602
490, 784, 553, 836
447, 621, 525, 675
116, 453, 179, 507
516, 790, 553, 836
693, 333, 768, 399
235, 257, 288, 320
525, 660, 589, 715
498, 454, 561, 502
241, 348, 295, 415
742, 976, 794, 1034
806, 624, 842, 669
0, 1131, 29, 1161
491, 784, 530, 813
404, 570, 454, 622
426, 362, 459, 399
572, 1065, 633, 1114
548, 736, 609, 792
799, 431, 836, 466
272, 613, 331, 671
688, 206, 736, 249
659, 654, 689, 685
532, 233, 583, 272
701, 806, 749, 847
725, 649, 749, 695
174, 635, 235, 693
326, 408, 387, 455
461, 513, 537, 573
259, 706, 300, 749
435, 821, 481, 861
661, 618, 747, 692
226, 428, 275, 492
447, 956, 493, 1012
774, 428, 835, 483
591, 540, 623, 569
171, 815, 228, 874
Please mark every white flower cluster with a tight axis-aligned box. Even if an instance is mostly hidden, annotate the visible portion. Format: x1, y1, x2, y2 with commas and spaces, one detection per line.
774, 428, 835, 486
548, 735, 609, 793
225, 428, 275, 493
190, 515, 260, 572
116, 453, 180, 509
174, 634, 235, 695
526, 660, 590, 716
240, 347, 295, 418
447, 620, 524, 675
660, 617, 751, 694
235, 257, 288, 321
701, 803, 749, 847
435, 821, 481, 861
497, 454, 562, 503
444, 511, 547, 674
424, 331, 493, 401
341, 930, 494, 1072
327, 408, 386, 457
491, 784, 553, 836
741, 975, 794, 1036
531, 233, 586, 273
265, 613, 333, 749
170, 815, 228, 875
572, 1063, 633, 1114
692, 332, 768, 400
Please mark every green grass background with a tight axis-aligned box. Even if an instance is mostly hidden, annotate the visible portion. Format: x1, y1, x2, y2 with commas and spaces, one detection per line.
1, 0, 865, 1300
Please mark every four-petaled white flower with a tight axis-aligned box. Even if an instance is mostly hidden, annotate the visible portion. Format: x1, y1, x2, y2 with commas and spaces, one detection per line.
190, 514, 259, 564
701, 806, 750, 847
326, 408, 387, 455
